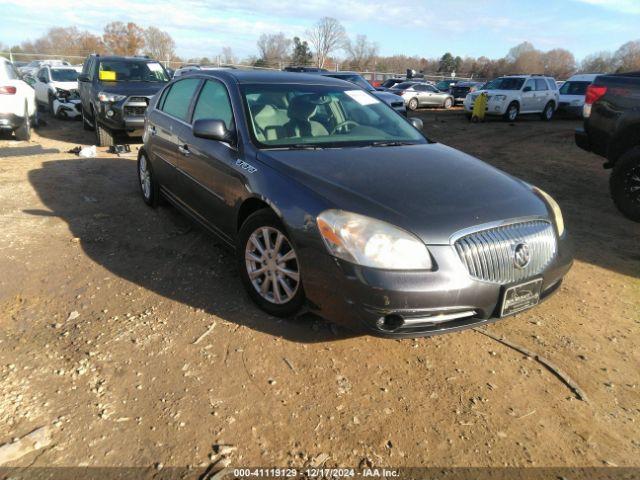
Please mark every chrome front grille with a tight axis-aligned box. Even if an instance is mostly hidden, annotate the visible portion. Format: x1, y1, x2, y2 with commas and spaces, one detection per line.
454, 220, 557, 284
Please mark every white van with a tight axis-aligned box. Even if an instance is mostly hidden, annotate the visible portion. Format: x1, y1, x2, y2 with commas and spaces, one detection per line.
558, 73, 602, 117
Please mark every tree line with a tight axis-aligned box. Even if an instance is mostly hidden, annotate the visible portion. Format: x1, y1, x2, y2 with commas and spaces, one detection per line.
2, 17, 640, 79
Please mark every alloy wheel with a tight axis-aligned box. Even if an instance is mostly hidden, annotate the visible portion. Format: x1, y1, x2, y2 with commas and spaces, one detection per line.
508, 106, 518, 121
139, 154, 151, 200
625, 164, 640, 204
245, 226, 299, 305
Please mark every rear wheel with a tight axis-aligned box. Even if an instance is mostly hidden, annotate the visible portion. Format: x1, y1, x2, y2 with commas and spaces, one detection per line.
541, 101, 555, 121
238, 210, 305, 317
138, 152, 159, 207
503, 102, 519, 122
443, 97, 453, 109
14, 103, 31, 141
407, 98, 419, 111
610, 147, 640, 222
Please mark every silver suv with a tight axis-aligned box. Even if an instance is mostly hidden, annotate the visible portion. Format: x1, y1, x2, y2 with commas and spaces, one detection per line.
464, 75, 559, 121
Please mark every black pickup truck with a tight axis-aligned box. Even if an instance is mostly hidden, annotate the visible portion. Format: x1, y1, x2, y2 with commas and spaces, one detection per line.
78, 54, 170, 146
575, 72, 640, 221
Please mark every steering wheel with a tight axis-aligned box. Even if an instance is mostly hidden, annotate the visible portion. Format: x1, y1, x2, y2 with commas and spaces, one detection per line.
331, 120, 359, 135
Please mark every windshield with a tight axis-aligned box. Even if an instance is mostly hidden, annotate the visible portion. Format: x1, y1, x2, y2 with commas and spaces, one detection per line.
484, 77, 526, 90
436, 81, 453, 90
51, 69, 78, 82
98, 60, 169, 82
242, 83, 426, 148
559, 81, 591, 96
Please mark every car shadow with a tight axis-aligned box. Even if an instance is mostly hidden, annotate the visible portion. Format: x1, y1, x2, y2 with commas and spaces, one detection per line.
0, 145, 61, 157
27, 156, 358, 343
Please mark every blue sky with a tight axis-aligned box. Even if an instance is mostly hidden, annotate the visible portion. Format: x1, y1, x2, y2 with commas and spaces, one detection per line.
0, 0, 638, 61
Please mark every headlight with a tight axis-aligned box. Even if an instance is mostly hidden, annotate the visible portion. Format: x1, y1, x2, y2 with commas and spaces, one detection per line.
316, 210, 432, 270
97, 91, 126, 103
493, 95, 507, 101
532, 187, 565, 236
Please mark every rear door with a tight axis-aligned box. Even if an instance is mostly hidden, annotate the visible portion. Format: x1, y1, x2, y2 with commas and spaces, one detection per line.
147, 77, 201, 197
78, 57, 93, 112
535, 79, 550, 110
34, 68, 49, 104
178, 79, 240, 239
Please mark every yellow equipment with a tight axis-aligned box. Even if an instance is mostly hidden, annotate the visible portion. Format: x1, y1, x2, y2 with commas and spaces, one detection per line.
471, 92, 488, 122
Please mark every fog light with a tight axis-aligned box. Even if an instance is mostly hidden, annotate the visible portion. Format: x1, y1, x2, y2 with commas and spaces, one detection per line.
106, 109, 114, 117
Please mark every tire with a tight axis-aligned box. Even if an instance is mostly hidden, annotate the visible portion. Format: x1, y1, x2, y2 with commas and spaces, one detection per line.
407, 98, 419, 111
14, 103, 31, 141
48, 93, 55, 116
541, 101, 555, 121
503, 102, 519, 122
443, 97, 453, 109
238, 209, 305, 317
82, 107, 94, 131
610, 147, 640, 222
138, 151, 159, 207
95, 120, 114, 147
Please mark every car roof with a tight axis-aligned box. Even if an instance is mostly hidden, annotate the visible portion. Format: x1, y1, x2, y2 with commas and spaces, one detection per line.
566, 73, 602, 81
194, 69, 351, 86
93, 55, 157, 62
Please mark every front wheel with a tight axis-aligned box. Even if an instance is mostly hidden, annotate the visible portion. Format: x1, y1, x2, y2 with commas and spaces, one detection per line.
407, 98, 419, 111
610, 147, 640, 222
95, 120, 114, 147
443, 97, 453, 109
503, 102, 519, 122
238, 210, 305, 317
541, 101, 555, 121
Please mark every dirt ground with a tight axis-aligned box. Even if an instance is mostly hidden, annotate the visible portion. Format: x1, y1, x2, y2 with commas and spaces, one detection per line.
0, 108, 638, 470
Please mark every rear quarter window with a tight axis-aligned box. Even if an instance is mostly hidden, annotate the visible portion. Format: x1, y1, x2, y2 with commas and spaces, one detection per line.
160, 78, 201, 122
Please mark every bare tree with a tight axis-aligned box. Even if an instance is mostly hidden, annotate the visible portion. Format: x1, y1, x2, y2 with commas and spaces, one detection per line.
580, 51, 615, 73
307, 17, 346, 69
543, 48, 576, 79
257, 33, 291, 67
144, 26, 175, 62
103, 22, 145, 56
220, 46, 236, 65
345, 34, 378, 71
511, 48, 544, 74
613, 40, 640, 72
506, 41, 536, 62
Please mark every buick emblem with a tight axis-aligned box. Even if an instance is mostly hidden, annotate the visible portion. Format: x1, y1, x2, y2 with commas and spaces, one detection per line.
513, 243, 531, 269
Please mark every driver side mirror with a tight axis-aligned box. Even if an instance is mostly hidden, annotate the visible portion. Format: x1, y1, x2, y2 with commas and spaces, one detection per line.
78, 73, 89, 82
193, 119, 235, 144
409, 117, 423, 130
523, 86, 532, 92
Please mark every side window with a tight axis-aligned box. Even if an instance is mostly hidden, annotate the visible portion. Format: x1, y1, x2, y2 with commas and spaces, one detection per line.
546, 79, 557, 90
524, 79, 535, 92
413, 84, 426, 91
87, 58, 96, 80
81, 57, 91, 75
37, 68, 47, 82
4, 62, 18, 80
156, 85, 171, 111
427, 85, 438, 92
192, 80, 234, 130
160, 78, 201, 122
535, 79, 548, 91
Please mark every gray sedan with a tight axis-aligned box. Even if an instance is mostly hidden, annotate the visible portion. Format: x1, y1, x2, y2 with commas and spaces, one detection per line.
390, 82, 454, 111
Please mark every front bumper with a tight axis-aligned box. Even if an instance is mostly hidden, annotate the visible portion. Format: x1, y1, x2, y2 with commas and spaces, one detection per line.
95, 98, 147, 132
302, 236, 573, 338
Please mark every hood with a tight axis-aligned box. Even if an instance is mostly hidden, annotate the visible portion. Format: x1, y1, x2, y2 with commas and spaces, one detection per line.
257, 143, 548, 245
371, 90, 404, 106
51, 81, 78, 92
97, 81, 168, 96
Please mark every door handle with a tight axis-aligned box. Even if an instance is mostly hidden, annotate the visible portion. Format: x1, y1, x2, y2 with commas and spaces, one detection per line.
178, 144, 191, 156
149, 125, 156, 136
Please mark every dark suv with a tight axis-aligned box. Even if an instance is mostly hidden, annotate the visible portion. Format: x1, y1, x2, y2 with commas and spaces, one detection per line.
78, 54, 170, 146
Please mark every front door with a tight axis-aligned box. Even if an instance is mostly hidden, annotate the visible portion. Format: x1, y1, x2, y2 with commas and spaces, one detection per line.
521, 79, 537, 112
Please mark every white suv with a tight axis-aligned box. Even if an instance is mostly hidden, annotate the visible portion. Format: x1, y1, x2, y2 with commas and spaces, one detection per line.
0, 57, 37, 140
464, 75, 559, 121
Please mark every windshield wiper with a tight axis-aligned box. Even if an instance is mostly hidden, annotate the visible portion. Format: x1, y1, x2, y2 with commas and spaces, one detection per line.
287, 144, 325, 150
369, 141, 414, 147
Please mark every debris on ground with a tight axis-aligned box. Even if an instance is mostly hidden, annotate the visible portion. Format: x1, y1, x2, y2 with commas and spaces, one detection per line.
0, 426, 52, 465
